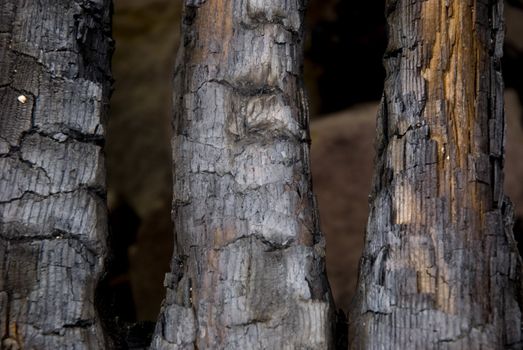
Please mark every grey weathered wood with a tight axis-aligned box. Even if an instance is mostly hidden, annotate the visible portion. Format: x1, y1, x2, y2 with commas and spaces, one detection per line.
350, 0, 523, 348
0, 0, 112, 348
150, 1, 336, 348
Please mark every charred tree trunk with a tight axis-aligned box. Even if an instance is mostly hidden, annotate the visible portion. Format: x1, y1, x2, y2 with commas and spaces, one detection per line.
151, 1, 335, 348
0, 0, 112, 348
350, 0, 523, 348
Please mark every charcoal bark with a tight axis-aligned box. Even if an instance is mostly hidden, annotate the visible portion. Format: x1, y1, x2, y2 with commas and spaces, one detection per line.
0, 0, 112, 348
350, 0, 523, 348
150, 1, 336, 348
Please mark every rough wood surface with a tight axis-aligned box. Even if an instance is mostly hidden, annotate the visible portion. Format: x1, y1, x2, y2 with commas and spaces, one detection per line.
150, 1, 336, 348
0, 0, 112, 348
350, 0, 523, 348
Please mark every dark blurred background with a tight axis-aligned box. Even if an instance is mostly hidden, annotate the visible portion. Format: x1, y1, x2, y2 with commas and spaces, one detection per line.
103, 0, 523, 331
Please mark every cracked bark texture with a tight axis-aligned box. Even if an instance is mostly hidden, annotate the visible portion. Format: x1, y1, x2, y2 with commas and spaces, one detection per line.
150, 1, 335, 349
0, 0, 111, 348
350, 0, 523, 349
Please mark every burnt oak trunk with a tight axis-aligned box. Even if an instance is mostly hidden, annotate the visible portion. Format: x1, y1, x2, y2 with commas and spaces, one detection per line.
150, 1, 336, 348
350, 0, 523, 348
0, 0, 112, 348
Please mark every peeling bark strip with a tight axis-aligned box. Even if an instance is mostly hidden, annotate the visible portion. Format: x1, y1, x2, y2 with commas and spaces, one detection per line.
350, 0, 523, 348
151, 1, 335, 348
0, 0, 111, 348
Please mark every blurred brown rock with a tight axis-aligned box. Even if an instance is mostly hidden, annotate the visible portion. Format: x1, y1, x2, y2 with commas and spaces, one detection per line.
310, 103, 377, 313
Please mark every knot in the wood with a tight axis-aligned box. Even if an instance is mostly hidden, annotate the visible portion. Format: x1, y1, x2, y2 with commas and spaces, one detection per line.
1, 337, 21, 350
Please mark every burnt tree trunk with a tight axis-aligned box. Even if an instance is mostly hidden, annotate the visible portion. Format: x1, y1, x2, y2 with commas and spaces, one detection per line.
151, 1, 335, 348
0, 0, 112, 348
350, 0, 523, 348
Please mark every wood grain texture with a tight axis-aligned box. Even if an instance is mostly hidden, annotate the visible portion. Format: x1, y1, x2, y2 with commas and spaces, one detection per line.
150, 1, 336, 348
0, 0, 112, 348
350, 0, 523, 348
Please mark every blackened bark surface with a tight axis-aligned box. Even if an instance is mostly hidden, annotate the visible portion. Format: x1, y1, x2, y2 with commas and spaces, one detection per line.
350, 0, 523, 348
150, 1, 335, 348
0, 0, 112, 348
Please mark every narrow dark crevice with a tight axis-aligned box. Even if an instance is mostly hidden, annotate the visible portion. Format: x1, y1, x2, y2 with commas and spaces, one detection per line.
99, 1, 181, 348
